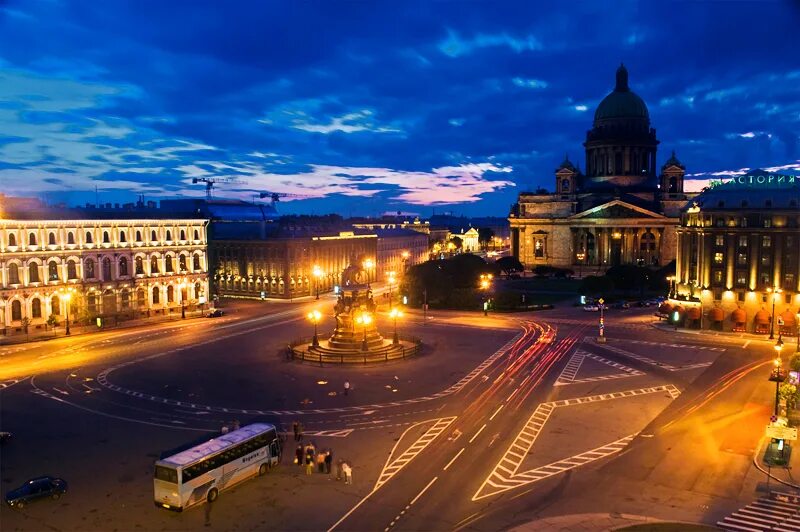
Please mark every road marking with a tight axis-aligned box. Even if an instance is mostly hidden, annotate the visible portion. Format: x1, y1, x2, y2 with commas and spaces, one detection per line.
374, 417, 456, 491
473, 384, 681, 500
489, 404, 504, 420
554, 349, 644, 386
384, 477, 440, 532
718, 493, 800, 531
411, 476, 438, 505
596, 336, 726, 352
443, 448, 465, 471
506, 387, 520, 402
469, 423, 487, 443
743, 340, 751, 349
586, 338, 714, 372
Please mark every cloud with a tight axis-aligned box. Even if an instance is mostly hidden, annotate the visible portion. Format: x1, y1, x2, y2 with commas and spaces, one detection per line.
574, 105, 588, 111
512, 77, 548, 89
259, 101, 404, 135
438, 29, 543, 58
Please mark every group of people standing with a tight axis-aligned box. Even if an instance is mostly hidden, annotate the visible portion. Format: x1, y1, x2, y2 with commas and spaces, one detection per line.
291, 421, 352, 484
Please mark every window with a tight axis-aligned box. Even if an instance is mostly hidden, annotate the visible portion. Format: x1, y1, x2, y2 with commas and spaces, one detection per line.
119, 231, 126, 243
121, 290, 130, 309
48, 260, 59, 281
785, 274, 796, 291
561, 179, 570, 192
67, 232, 75, 245
136, 230, 142, 242
735, 271, 747, 287
764, 217, 772, 228
739, 236, 748, 247
137, 289, 146, 308
11, 300, 22, 320
119, 257, 128, 277
28, 262, 40, 283
51, 295, 60, 315
715, 235, 724, 247
152, 286, 160, 304
103, 231, 110, 244
179, 255, 187, 272
194, 229, 200, 240
166, 230, 172, 241
135, 257, 144, 275
31, 298, 41, 318
180, 229, 186, 241
85, 231, 93, 244
150, 256, 159, 274
193, 254, 201, 271
762, 236, 771, 248
534, 239, 544, 258
738, 291, 745, 302
85, 259, 96, 279
761, 254, 771, 266
165, 255, 174, 273
154, 466, 177, 484
737, 252, 747, 266
87, 294, 97, 314
713, 270, 723, 284
8, 263, 20, 284
151, 230, 157, 242
102, 257, 112, 281
167, 285, 175, 303
760, 272, 771, 287
28, 232, 37, 246
8, 233, 16, 247
741, 217, 748, 228
48, 232, 56, 246
714, 252, 724, 265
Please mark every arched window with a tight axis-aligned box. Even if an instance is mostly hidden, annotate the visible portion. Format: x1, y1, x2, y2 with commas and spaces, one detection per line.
167, 285, 175, 303
28, 262, 40, 283
8, 233, 17, 247
135, 230, 142, 242
119, 257, 128, 277
67, 260, 77, 279
150, 256, 159, 274
48, 232, 56, 245
639, 232, 656, 252
152, 286, 160, 305
194, 229, 200, 240
48, 260, 59, 281
31, 298, 42, 318
194, 281, 201, 299
166, 230, 172, 241
165, 255, 174, 273
193, 254, 201, 271
29, 233, 37, 246
180, 229, 186, 241
151, 230, 157, 242
8, 263, 20, 284
561, 179, 570, 192
135, 256, 144, 275
179, 254, 187, 272
87, 294, 97, 314
136, 288, 146, 308
85, 231, 93, 244
119, 231, 127, 243
85, 258, 96, 279
121, 289, 130, 309
102, 257, 112, 281
11, 300, 22, 321
51, 295, 61, 315
103, 231, 110, 244
67, 232, 75, 245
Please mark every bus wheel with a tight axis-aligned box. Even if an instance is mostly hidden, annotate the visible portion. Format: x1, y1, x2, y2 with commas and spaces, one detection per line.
259, 463, 268, 476
207, 488, 218, 503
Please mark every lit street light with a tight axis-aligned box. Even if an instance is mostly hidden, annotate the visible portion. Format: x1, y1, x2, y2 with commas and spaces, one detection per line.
355, 311, 372, 351
307, 309, 321, 347
61, 288, 74, 336
401, 250, 410, 273
479, 273, 493, 316
389, 307, 403, 345
362, 258, 375, 286
767, 286, 782, 339
666, 275, 675, 298
179, 280, 187, 319
576, 251, 585, 278
387, 271, 396, 309
313, 265, 323, 300
771, 336, 786, 416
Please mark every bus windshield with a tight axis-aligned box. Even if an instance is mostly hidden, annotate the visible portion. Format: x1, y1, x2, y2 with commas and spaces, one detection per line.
155, 465, 178, 483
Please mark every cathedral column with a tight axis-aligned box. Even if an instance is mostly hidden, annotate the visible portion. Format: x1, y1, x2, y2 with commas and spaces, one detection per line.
633, 230, 640, 263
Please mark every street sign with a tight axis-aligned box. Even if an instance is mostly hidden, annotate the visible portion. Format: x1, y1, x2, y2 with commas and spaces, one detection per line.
767, 425, 798, 441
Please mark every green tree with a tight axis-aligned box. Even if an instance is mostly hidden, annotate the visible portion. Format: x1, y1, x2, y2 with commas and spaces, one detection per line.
477, 227, 495, 249
46, 314, 59, 337
20, 317, 31, 341
780, 382, 799, 412
495, 256, 524, 277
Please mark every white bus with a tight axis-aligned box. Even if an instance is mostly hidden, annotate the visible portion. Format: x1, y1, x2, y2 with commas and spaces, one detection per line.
154, 423, 281, 511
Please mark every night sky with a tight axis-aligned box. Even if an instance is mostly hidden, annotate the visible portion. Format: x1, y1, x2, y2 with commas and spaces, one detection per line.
1, 1, 798, 216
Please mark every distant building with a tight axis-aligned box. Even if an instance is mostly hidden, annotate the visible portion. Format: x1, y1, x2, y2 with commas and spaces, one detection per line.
452, 227, 480, 252
509, 65, 695, 273
374, 228, 429, 281
672, 172, 800, 334
0, 212, 209, 335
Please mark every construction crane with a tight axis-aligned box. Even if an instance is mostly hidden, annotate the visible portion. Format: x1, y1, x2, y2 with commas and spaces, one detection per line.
259, 191, 311, 207
192, 177, 242, 199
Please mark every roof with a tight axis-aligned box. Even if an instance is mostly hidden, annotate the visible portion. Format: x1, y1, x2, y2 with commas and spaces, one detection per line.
594, 64, 649, 122
684, 170, 800, 211
159, 423, 275, 467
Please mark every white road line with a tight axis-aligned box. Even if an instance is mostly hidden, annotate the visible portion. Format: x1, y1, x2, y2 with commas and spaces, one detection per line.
410, 476, 438, 505
469, 423, 487, 443
489, 404, 504, 420
443, 448, 465, 471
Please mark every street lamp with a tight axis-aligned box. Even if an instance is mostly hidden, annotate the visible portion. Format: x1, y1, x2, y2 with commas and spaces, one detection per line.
772, 336, 786, 416
767, 287, 782, 339
576, 251, 585, 278
355, 311, 372, 351
401, 251, 410, 272
307, 309, 321, 347
479, 273, 493, 316
666, 275, 675, 298
179, 280, 187, 319
387, 271, 396, 309
389, 307, 403, 345
62, 289, 74, 336
312, 265, 323, 300
598, 297, 606, 343
362, 259, 375, 286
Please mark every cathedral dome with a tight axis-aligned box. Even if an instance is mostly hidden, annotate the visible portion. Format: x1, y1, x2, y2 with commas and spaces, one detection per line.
593, 64, 649, 123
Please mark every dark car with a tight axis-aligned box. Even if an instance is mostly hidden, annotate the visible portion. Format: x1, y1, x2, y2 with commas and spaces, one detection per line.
0, 432, 11, 444
206, 309, 224, 318
5, 477, 67, 509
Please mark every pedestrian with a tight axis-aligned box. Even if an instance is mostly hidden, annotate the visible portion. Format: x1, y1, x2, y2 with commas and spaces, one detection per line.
325, 449, 333, 474
295, 445, 303, 467
344, 381, 350, 396
292, 421, 299, 441
305, 446, 314, 475
342, 462, 352, 484
298, 422, 304, 442
336, 459, 343, 481
317, 451, 326, 473
232, 419, 240, 431
221, 425, 229, 434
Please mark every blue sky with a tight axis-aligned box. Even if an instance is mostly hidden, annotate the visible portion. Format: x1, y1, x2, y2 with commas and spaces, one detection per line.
1, 1, 799, 216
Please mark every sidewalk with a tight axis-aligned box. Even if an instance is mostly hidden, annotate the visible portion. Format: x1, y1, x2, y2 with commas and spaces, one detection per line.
509, 513, 714, 531
651, 318, 799, 348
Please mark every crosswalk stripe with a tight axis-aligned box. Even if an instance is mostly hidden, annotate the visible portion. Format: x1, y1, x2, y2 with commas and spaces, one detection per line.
718, 494, 800, 531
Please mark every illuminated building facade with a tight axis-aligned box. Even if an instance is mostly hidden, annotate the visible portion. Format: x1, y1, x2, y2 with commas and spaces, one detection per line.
0, 217, 209, 335
374, 229, 428, 281
672, 172, 800, 334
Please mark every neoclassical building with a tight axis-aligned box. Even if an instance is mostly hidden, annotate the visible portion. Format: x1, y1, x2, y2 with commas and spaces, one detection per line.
509, 65, 695, 273
0, 218, 209, 334
670, 172, 799, 335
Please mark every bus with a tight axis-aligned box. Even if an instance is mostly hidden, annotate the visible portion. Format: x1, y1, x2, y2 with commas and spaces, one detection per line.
154, 423, 281, 511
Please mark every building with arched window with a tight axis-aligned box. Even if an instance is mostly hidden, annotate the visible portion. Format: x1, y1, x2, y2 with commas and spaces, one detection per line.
509, 65, 695, 274
1, 211, 209, 335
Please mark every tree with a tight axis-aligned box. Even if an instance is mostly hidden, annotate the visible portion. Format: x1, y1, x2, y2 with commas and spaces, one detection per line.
477, 227, 495, 249
495, 256, 524, 277
20, 317, 31, 341
579, 275, 614, 295
450, 236, 463, 250
46, 314, 59, 337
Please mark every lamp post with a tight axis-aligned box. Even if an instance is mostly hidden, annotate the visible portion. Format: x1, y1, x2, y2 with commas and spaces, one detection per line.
767, 287, 782, 339
389, 308, 402, 345
598, 297, 606, 343
307, 309, 321, 347
363, 259, 375, 287
313, 265, 322, 300
666, 275, 675, 298
772, 336, 785, 416
576, 251, 585, 278
62, 289, 73, 336
387, 271, 396, 309
479, 273, 493, 316
179, 280, 187, 319
355, 311, 372, 351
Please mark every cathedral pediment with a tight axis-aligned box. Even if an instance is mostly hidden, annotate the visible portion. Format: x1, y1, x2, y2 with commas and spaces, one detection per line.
570, 199, 666, 220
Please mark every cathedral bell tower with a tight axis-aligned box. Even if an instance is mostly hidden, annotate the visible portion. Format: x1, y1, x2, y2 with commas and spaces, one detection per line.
555, 155, 579, 199
659, 151, 686, 197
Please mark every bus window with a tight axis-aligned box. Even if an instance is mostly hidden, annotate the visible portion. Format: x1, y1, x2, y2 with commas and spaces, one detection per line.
155, 466, 178, 484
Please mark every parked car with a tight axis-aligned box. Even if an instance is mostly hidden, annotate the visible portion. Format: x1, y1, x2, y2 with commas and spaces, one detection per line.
0, 432, 11, 444
583, 305, 600, 312
5, 477, 67, 509
611, 301, 630, 309
206, 309, 224, 318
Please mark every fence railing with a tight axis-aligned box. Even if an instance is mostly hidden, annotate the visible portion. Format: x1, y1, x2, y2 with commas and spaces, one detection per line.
288, 335, 423, 365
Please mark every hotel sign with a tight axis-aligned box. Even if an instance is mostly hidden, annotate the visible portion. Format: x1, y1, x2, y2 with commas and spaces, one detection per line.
709, 174, 798, 188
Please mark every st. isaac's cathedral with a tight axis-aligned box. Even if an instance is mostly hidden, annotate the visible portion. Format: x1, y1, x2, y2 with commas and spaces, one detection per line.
509, 64, 696, 273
